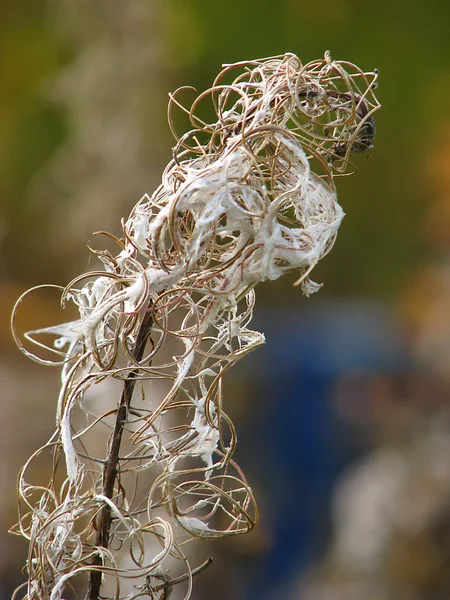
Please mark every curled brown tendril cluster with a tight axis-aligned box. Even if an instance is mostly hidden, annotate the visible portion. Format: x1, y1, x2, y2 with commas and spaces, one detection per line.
11, 52, 379, 600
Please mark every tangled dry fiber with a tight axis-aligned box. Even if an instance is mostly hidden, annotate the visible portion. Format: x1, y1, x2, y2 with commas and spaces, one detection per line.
12, 52, 379, 600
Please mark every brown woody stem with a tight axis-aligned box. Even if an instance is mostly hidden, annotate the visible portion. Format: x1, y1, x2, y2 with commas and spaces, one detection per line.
87, 308, 153, 599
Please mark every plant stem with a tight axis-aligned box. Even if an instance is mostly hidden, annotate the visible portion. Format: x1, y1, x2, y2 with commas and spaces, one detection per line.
87, 308, 153, 599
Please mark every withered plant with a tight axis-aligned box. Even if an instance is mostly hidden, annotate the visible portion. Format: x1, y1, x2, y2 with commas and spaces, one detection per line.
11, 52, 380, 600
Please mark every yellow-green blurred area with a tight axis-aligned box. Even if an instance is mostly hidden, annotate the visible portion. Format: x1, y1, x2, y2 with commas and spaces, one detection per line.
2, 1, 450, 599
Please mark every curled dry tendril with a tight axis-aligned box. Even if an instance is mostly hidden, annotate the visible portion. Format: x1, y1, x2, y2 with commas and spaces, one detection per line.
11, 52, 379, 600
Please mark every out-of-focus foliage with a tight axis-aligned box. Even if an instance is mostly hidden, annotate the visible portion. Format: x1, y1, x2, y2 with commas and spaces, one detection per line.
0, 2, 67, 283
157, 0, 450, 296
2, 0, 450, 296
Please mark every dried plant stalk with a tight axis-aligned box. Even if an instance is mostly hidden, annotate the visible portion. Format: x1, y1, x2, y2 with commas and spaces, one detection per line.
11, 52, 380, 600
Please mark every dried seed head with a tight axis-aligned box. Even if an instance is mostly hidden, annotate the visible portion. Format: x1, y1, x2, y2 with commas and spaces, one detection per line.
12, 52, 380, 600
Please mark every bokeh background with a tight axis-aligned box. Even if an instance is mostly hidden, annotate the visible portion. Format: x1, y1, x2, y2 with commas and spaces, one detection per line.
2, 1, 450, 599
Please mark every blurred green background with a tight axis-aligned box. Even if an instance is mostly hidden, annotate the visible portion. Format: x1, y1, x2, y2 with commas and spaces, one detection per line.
2, 1, 450, 599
